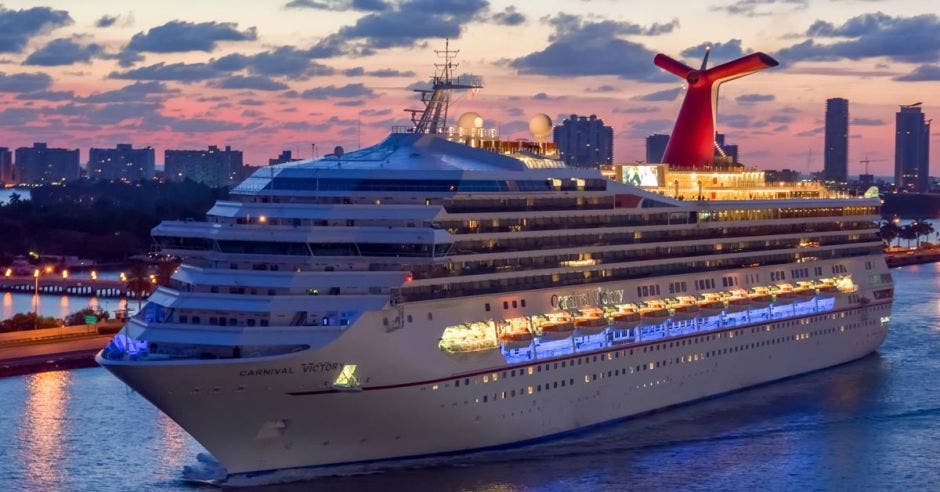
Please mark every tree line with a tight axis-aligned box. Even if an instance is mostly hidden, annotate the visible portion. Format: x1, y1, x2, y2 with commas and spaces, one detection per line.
0, 180, 226, 263
880, 220, 936, 248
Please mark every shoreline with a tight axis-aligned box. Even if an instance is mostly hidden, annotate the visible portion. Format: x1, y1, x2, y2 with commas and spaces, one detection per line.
885, 248, 940, 268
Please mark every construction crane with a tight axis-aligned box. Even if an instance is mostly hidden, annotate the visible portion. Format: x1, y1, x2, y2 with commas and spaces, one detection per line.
859, 157, 885, 175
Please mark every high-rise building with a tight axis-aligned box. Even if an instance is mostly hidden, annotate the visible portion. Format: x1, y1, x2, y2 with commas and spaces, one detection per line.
824, 98, 849, 182
88, 144, 155, 182
553, 114, 613, 167
14, 142, 80, 184
165, 145, 244, 187
895, 104, 931, 192
269, 150, 300, 166
715, 133, 739, 164
0, 147, 12, 185
645, 134, 669, 163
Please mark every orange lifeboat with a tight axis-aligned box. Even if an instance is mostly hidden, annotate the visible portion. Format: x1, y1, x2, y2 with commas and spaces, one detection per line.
671, 303, 700, 320
499, 329, 534, 349
697, 298, 724, 314
817, 284, 839, 295
574, 315, 608, 335
539, 320, 575, 340
611, 310, 641, 328
639, 306, 670, 322
748, 292, 773, 309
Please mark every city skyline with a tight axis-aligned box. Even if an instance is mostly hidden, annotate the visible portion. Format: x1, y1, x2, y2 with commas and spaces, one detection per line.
0, 1, 936, 175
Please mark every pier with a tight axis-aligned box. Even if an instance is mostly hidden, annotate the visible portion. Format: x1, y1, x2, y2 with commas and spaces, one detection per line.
0, 275, 150, 298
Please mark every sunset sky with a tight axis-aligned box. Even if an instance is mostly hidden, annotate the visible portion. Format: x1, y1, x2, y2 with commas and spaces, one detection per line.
0, 0, 938, 176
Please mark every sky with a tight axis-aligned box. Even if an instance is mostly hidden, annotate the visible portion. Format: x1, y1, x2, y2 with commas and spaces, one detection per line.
0, 0, 938, 176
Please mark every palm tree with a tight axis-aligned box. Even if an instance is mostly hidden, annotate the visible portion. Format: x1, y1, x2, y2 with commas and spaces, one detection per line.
899, 224, 918, 248
915, 220, 935, 248
155, 258, 179, 286
880, 220, 900, 248
125, 261, 151, 314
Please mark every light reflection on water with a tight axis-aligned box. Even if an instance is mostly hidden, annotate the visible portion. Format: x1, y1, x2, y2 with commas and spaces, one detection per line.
0, 265, 937, 491
16, 371, 71, 491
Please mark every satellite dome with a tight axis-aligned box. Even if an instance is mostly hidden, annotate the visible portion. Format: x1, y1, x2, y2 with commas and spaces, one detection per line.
457, 112, 484, 132
529, 113, 553, 139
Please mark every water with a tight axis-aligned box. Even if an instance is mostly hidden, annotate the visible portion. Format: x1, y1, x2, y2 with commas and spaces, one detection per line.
0, 264, 938, 491
2, 270, 128, 320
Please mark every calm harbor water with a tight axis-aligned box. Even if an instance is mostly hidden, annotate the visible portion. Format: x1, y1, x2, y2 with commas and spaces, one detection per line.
2, 271, 128, 320
0, 264, 939, 491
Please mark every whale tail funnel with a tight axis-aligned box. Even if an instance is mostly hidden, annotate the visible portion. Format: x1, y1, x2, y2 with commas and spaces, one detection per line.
654, 50, 779, 167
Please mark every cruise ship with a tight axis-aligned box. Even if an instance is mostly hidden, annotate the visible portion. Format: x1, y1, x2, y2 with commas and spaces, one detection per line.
97, 48, 892, 481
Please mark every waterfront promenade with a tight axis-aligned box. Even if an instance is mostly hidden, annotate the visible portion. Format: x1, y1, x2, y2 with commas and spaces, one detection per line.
0, 321, 118, 377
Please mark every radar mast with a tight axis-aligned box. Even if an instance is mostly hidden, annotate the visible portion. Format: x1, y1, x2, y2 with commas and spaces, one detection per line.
405, 40, 483, 135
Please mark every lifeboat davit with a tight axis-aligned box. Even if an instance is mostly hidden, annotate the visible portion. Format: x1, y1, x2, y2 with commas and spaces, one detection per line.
539, 320, 575, 340
574, 316, 608, 335
748, 293, 773, 309
671, 303, 700, 320
499, 330, 534, 349
611, 310, 641, 328
697, 299, 724, 315
640, 307, 670, 322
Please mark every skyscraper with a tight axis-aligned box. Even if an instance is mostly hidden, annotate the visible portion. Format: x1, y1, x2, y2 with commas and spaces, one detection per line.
165, 145, 244, 187
0, 147, 12, 185
824, 98, 849, 182
88, 144, 155, 182
14, 142, 80, 184
895, 104, 931, 192
715, 133, 739, 164
553, 114, 613, 167
645, 134, 669, 163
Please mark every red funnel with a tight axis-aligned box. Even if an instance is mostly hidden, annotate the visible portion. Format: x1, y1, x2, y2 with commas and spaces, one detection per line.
654, 51, 778, 167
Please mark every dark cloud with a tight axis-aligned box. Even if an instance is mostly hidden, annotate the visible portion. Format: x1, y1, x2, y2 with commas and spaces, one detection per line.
0, 71, 52, 92
532, 92, 561, 100
851, 117, 885, 126
80, 81, 176, 103
0, 6, 72, 53
96, 15, 119, 28
278, 115, 357, 132
110, 62, 222, 82
680, 39, 746, 62
336, 99, 365, 106
490, 6, 526, 26
613, 106, 658, 114
343, 66, 415, 77
796, 126, 823, 137
241, 109, 263, 118
285, 0, 389, 11
124, 20, 257, 57
212, 75, 289, 91
239, 98, 265, 106
24, 38, 103, 66
510, 14, 675, 81
299, 83, 374, 99
212, 46, 335, 78
0, 107, 38, 126
633, 87, 683, 101
620, 118, 673, 138
361, 108, 392, 116
586, 84, 618, 93
15, 89, 75, 101
735, 93, 775, 103
711, 0, 807, 17
895, 64, 940, 81
778, 13, 940, 63
309, 0, 489, 56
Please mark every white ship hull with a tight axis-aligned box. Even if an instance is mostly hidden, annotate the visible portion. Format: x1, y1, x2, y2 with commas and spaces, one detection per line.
100, 292, 890, 476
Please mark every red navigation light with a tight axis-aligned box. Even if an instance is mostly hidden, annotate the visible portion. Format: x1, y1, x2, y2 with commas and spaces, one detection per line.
405, 273, 413, 283
654, 51, 778, 168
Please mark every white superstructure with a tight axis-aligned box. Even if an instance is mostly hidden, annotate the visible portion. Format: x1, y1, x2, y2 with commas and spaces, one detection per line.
98, 131, 892, 479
